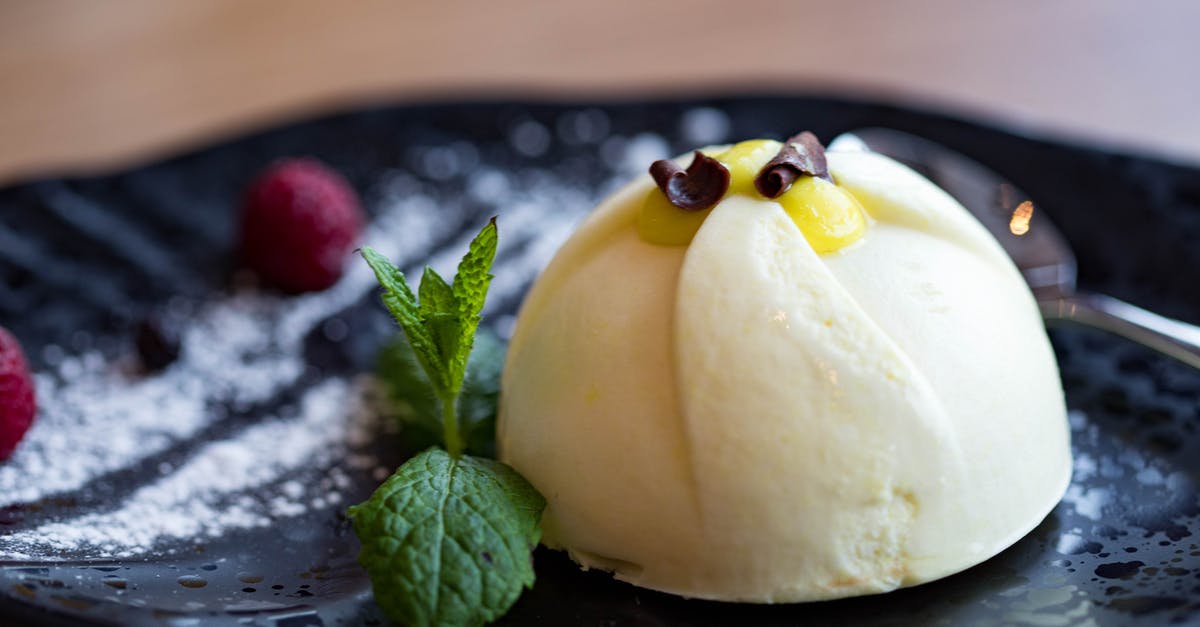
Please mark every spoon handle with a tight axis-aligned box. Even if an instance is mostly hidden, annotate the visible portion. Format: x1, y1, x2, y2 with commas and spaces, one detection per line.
1041, 293, 1200, 369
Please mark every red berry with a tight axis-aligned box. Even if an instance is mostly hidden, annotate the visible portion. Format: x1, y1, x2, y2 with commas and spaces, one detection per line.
0, 327, 36, 461
238, 158, 365, 293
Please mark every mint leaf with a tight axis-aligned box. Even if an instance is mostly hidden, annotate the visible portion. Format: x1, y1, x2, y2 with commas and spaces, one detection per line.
361, 221, 499, 456
377, 329, 506, 458
361, 247, 450, 397
418, 267, 462, 386
356, 220, 543, 627
348, 448, 545, 627
418, 266, 457, 317
447, 218, 498, 394
457, 331, 504, 459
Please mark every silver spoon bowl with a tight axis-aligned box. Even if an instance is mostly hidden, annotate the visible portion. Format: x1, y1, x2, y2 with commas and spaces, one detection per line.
830, 128, 1200, 369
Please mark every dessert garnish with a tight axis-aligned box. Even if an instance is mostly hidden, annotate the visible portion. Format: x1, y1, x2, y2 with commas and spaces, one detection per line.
0, 326, 36, 461
239, 158, 365, 293
754, 131, 832, 197
638, 134, 866, 250
349, 220, 546, 627
649, 150, 730, 210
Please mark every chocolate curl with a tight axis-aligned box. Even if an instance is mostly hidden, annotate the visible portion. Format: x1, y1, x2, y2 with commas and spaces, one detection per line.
649, 151, 730, 211
754, 131, 832, 198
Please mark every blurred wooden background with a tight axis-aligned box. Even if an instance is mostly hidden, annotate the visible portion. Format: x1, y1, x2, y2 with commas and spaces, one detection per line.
1, 0, 1197, 184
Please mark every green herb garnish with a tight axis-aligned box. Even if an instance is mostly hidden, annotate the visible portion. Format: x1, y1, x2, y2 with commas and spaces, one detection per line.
349, 220, 545, 627
376, 327, 504, 458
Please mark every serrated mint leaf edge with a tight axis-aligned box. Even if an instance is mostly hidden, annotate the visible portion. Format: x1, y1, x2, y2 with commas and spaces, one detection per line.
446, 218, 498, 393
348, 448, 546, 627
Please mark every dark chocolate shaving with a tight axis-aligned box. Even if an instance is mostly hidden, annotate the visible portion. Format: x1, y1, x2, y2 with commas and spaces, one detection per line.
754, 131, 832, 198
649, 151, 730, 211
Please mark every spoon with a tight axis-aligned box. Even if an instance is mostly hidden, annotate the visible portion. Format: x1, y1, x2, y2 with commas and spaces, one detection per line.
829, 128, 1200, 369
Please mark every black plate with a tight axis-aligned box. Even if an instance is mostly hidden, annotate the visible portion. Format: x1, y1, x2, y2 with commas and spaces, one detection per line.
1, 95, 1199, 626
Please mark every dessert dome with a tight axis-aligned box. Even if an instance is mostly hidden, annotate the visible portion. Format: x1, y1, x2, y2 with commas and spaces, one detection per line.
498, 134, 1071, 602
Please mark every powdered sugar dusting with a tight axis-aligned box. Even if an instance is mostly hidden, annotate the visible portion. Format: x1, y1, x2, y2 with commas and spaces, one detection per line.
0, 195, 447, 509
0, 134, 640, 559
2, 379, 369, 559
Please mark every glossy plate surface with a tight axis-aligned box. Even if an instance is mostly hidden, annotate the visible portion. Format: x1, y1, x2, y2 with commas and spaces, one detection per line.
1, 96, 1199, 626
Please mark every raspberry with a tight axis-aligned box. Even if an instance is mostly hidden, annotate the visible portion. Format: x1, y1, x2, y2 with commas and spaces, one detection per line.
238, 158, 365, 293
0, 326, 36, 461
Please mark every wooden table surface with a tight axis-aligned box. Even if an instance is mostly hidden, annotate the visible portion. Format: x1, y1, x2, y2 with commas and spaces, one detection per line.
1, 0, 1197, 185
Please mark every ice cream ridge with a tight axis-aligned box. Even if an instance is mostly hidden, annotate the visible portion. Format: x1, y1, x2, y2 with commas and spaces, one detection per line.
498, 132, 1072, 602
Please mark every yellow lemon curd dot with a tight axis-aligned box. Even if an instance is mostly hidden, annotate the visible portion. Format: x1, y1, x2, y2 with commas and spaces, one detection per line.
713, 139, 781, 196
637, 187, 713, 247
636, 139, 867, 252
778, 176, 867, 254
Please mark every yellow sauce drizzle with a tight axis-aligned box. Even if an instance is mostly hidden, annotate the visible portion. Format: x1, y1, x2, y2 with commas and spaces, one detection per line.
636, 139, 868, 253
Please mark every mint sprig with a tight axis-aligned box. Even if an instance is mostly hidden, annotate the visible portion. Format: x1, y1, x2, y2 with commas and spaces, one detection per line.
360, 218, 497, 456
348, 449, 543, 627
377, 329, 505, 458
352, 219, 546, 627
